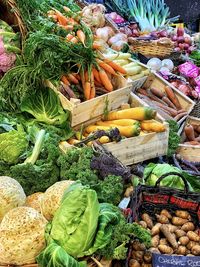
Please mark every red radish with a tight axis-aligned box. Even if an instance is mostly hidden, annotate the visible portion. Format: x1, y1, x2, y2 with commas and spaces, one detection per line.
179, 43, 184, 49
177, 27, 184, 37
184, 43, 190, 50
177, 36, 184, 43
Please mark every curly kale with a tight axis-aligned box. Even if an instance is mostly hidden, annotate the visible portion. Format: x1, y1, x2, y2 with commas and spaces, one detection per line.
167, 120, 181, 157
57, 147, 124, 205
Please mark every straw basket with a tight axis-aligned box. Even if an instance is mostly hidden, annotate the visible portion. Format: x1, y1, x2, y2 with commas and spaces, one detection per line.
0, 0, 27, 39
128, 37, 174, 58
189, 100, 200, 118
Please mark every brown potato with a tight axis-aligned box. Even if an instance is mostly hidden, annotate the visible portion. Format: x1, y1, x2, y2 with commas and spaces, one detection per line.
179, 236, 190, 246
167, 224, 177, 233
156, 214, 169, 224
151, 223, 161, 236
172, 217, 188, 226
141, 213, 153, 229
191, 245, 200, 256
139, 221, 147, 229
175, 210, 191, 220
175, 246, 187, 255
158, 245, 173, 255
160, 225, 178, 249
132, 240, 146, 251
175, 229, 186, 238
143, 251, 152, 263
129, 259, 140, 267
152, 235, 160, 248
131, 251, 144, 263
160, 209, 172, 219
141, 264, 152, 267
187, 241, 199, 250
187, 231, 200, 242
181, 222, 195, 232
159, 238, 168, 246
149, 248, 160, 254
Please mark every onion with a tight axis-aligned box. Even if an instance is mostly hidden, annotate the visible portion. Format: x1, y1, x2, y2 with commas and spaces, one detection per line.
177, 36, 184, 43
109, 12, 118, 21
184, 37, 191, 45
160, 67, 171, 75
111, 40, 127, 51
147, 58, 162, 71
96, 27, 114, 42
159, 30, 168, 37
161, 59, 174, 71
184, 43, 190, 50
132, 29, 140, 37
108, 33, 127, 45
174, 47, 181, 52
177, 27, 184, 37
178, 43, 184, 50
150, 31, 159, 38
171, 35, 177, 42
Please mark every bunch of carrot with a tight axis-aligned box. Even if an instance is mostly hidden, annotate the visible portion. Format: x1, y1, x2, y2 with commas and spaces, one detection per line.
61, 58, 127, 101
137, 85, 187, 122
184, 123, 200, 146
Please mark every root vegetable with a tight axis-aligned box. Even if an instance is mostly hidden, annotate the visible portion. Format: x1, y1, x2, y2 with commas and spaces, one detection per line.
152, 235, 160, 247
187, 231, 200, 242
129, 259, 140, 267
179, 236, 190, 246
132, 240, 146, 251
160, 225, 178, 249
131, 251, 144, 262
191, 245, 200, 256
158, 245, 173, 254
160, 209, 172, 219
181, 222, 195, 232
143, 251, 152, 263
175, 229, 186, 238
175, 210, 191, 220
167, 225, 177, 233
124, 186, 134, 197
149, 248, 160, 253
141, 213, 153, 229
156, 214, 169, 224
139, 221, 147, 229
176, 246, 187, 255
172, 217, 188, 226
151, 223, 162, 236
141, 264, 152, 267
159, 238, 168, 245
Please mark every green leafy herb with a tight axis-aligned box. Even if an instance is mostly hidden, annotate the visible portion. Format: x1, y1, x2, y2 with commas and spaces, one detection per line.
167, 120, 181, 157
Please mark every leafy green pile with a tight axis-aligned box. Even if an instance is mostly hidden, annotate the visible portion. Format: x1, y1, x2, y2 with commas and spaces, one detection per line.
57, 146, 124, 205
190, 50, 200, 66
167, 120, 181, 157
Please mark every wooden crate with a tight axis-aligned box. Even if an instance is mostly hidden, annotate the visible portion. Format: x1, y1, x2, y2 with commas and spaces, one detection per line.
126, 59, 150, 86
133, 72, 195, 125
103, 93, 169, 165
58, 75, 132, 127
177, 116, 200, 162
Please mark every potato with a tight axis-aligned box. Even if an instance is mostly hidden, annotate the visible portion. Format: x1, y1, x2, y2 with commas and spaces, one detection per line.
151, 223, 161, 236
124, 186, 134, 197
175, 246, 187, 255
167, 224, 177, 233
141, 264, 152, 267
159, 238, 168, 245
156, 214, 169, 224
131, 251, 144, 263
172, 217, 188, 226
187, 241, 199, 250
143, 251, 152, 263
181, 222, 195, 232
160, 225, 178, 249
158, 245, 173, 255
152, 235, 160, 248
179, 236, 190, 246
187, 254, 195, 256
191, 245, 200, 256
141, 213, 153, 229
139, 221, 147, 229
129, 259, 140, 267
149, 248, 160, 254
175, 210, 191, 220
132, 240, 146, 251
187, 231, 200, 242
160, 209, 172, 219
175, 229, 186, 238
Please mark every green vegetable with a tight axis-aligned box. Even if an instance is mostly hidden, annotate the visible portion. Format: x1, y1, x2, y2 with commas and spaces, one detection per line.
21, 87, 69, 127
50, 183, 100, 258
167, 120, 181, 157
37, 241, 87, 267
190, 50, 200, 66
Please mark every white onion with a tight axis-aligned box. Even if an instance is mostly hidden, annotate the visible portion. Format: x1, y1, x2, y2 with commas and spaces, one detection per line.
161, 59, 174, 71
159, 67, 171, 75
147, 58, 162, 71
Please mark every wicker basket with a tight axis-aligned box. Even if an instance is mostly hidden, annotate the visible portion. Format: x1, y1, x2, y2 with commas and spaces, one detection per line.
128, 37, 174, 58
189, 100, 200, 118
0, 0, 27, 39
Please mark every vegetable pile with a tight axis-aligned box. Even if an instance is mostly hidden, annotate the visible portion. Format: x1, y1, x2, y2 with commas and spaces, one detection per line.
182, 122, 200, 146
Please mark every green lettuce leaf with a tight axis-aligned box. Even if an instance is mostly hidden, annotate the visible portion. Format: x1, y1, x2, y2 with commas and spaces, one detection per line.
49, 183, 100, 258
36, 241, 86, 267
21, 87, 69, 127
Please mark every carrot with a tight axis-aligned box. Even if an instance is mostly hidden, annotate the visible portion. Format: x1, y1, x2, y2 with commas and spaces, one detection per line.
85, 70, 89, 82
184, 124, 195, 141
48, 14, 58, 22
141, 120, 166, 132
152, 101, 178, 117
104, 59, 127, 74
67, 74, 79, 84
173, 112, 187, 122
97, 119, 138, 126
66, 33, 74, 41
99, 69, 113, 92
97, 60, 116, 75
61, 75, 70, 86
84, 81, 91, 100
76, 30, 86, 46
74, 73, 80, 80
55, 10, 69, 26
70, 37, 79, 43
94, 80, 102, 87
62, 25, 74, 31
191, 124, 200, 133
137, 88, 149, 96
92, 42, 102, 50
92, 68, 101, 83
63, 6, 71, 12
162, 96, 177, 109
184, 141, 200, 145
90, 71, 95, 99
165, 86, 182, 110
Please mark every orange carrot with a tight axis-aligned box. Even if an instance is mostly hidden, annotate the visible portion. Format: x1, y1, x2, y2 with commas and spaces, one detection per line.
74, 73, 80, 80
62, 25, 74, 31
94, 80, 102, 86
55, 10, 69, 26
85, 70, 89, 82
70, 37, 78, 43
92, 42, 102, 50
84, 82, 91, 100
61, 75, 70, 86
67, 74, 79, 84
92, 68, 101, 83
98, 60, 116, 75
76, 30, 86, 46
63, 6, 71, 12
66, 33, 74, 41
90, 71, 95, 99
165, 86, 182, 110
104, 59, 127, 74
48, 14, 58, 22
99, 69, 113, 92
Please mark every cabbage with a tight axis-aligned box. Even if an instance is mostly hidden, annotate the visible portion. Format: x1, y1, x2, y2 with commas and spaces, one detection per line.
0, 206, 47, 265
49, 183, 100, 258
0, 176, 26, 221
